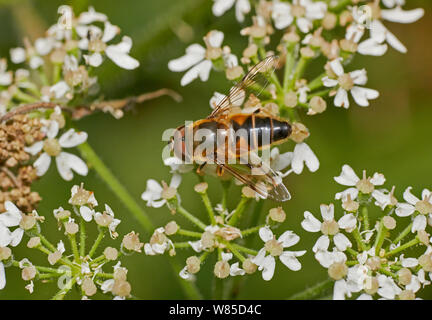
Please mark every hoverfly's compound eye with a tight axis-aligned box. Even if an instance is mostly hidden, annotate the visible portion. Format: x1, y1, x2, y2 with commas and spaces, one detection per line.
172, 126, 187, 161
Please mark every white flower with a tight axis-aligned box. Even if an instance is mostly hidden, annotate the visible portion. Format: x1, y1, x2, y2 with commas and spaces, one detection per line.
251, 226, 305, 281
95, 204, 121, 238
334, 164, 385, 199
372, 187, 397, 210
212, 0, 251, 22
395, 187, 432, 233
10, 47, 26, 64
377, 274, 402, 299
105, 36, 139, 70
315, 248, 346, 268
302, 204, 356, 252
272, 0, 327, 33
0, 59, 12, 86
345, 24, 388, 56
141, 174, 181, 208
0, 202, 24, 248
144, 227, 174, 256
270, 147, 293, 172
364, 5, 424, 54
323, 59, 379, 108
290, 143, 319, 175
163, 157, 193, 174
50, 81, 71, 100
78, 7, 107, 24
34, 37, 55, 56
168, 30, 224, 86
25, 120, 88, 181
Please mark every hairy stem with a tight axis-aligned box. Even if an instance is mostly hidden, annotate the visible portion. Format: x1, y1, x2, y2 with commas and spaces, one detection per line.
288, 278, 333, 300
78, 142, 154, 231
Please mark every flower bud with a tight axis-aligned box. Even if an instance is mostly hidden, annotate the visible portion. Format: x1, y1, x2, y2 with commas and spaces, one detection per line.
20, 214, 36, 230
328, 262, 348, 280
22, 266, 36, 281
0, 247, 12, 261
214, 260, 230, 279
65, 221, 79, 235
164, 221, 179, 235
186, 256, 201, 274
194, 182, 208, 194
322, 12, 337, 30
122, 231, 144, 253
242, 259, 257, 274
111, 280, 131, 297
27, 237, 41, 249
284, 92, 297, 108
398, 290, 415, 300
48, 251, 62, 265
383, 216, 396, 230
104, 247, 119, 261
268, 207, 286, 223
82, 277, 97, 296
397, 268, 412, 286
309, 96, 327, 114
290, 122, 309, 143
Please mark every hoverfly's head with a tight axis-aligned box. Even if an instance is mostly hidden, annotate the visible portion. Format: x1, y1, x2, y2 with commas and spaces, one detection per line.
170, 124, 186, 161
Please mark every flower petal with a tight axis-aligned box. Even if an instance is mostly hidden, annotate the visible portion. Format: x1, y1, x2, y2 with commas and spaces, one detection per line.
34, 152, 52, 177
259, 226, 274, 242
59, 129, 88, 148
334, 164, 359, 186
301, 211, 322, 233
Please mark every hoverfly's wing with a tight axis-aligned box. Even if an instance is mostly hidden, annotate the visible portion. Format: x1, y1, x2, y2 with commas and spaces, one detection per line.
208, 55, 278, 119
214, 150, 291, 202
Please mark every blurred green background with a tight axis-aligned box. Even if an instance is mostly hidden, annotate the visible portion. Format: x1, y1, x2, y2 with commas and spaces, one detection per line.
0, 0, 431, 299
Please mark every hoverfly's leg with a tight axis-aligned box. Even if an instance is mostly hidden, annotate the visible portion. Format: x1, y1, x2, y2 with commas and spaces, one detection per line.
196, 162, 207, 175
216, 165, 225, 177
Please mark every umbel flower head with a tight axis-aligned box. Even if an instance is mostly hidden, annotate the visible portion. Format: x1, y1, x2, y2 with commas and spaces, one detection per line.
303, 164, 432, 300
0, 184, 141, 299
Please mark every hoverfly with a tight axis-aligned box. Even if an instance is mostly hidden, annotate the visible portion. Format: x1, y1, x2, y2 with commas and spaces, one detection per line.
170, 56, 292, 202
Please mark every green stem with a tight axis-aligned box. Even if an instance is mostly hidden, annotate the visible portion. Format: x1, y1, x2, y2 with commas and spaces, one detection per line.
223, 241, 246, 262
89, 228, 105, 258
392, 223, 413, 245
200, 191, 216, 225
221, 180, 231, 211
288, 278, 333, 300
228, 197, 251, 226
242, 224, 265, 237
77, 142, 153, 231
79, 216, 86, 257
289, 57, 309, 90
13, 88, 39, 103
51, 275, 77, 300
283, 47, 296, 92
386, 238, 420, 258
231, 243, 258, 256
177, 205, 207, 231
352, 228, 367, 251
68, 233, 80, 262
374, 219, 386, 256
174, 242, 191, 249
308, 72, 326, 91
178, 229, 202, 238
361, 206, 370, 231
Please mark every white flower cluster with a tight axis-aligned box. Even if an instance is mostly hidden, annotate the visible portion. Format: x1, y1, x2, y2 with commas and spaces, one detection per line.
0, 184, 142, 299
168, 0, 423, 112
303, 164, 432, 300
0, 5, 139, 114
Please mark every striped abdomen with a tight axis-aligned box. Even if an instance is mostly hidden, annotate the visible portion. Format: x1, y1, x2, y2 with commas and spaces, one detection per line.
229, 114, 291, 151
